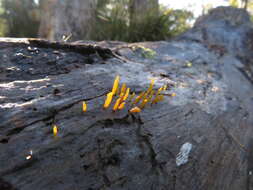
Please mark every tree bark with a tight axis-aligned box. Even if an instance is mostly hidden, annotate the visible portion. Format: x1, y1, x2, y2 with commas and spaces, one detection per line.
38, 0, 96, 41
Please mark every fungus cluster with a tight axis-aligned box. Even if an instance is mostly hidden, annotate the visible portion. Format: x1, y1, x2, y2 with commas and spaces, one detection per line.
52, 75, 174, 137
102, 75, 168, 113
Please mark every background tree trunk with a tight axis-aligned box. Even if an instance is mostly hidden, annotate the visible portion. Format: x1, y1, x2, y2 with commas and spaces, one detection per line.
39, 0, 96, 41
129, 0, 159, 22
243, 0, 249, 9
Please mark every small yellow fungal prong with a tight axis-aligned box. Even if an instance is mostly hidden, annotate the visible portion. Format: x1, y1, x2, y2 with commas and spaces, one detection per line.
129, 106, 141, 113
129, 92, 135, 101
142, 91, 149, 101
147, 90, 155, 102
113, 98, 121, 111
116, 86, 120, 96
118, 102, 126, 110
82, 101, 87, 112
140, 99, 148, 109
123, 88, 130, 101
132, 91, 145, 104
171, 93, 176, 97
156, 95, 164, 103
152, 87, 163, 104
158, 87, 163, 93
163, 84, 167, 91
147, 78, 155, 93
53, 125, 58, 137
104, 92, 113, 109
119, 92, 124, 98
112, 75, 120, 96
121, 83, 127, 95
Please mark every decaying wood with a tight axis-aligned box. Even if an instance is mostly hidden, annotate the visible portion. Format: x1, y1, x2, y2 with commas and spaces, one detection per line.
1, 7, 253, 190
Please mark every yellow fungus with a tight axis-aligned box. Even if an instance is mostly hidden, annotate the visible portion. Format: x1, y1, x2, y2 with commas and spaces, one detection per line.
119, 92, 124, 98
152, 87, 163, 104
158, 87, 163, 93
118, 102, 126, 110
121, 83, 127, 94
53, 125, 58, 137
132, 91, 145, 104
123, 88, 130, 101
156, 95, 164, 103
171, 93, 176, 97
163, 84, 167, 91
113, 98, 121, 111
104, 92, 113, 109
82, 101, 87, 112
147, 90, 155, 102
140, 92, 149, 105
111, 75, 120, 95
129, 92, 135, 101
116, 86, 120, 96
143, 91, 149, 100
129, 106, 141, 113
147, 78, 155, 93
140, 99, 148, 109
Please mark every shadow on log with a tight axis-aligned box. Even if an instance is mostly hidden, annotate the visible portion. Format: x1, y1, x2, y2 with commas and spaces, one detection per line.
0, 6, 253, 190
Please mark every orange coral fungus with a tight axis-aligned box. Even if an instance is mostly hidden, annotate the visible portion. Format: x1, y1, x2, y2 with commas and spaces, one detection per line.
112, 75, 120, 95
123, 88, 130, 101
132, 91, 145, 104
163, 84, 167, 91
121, 83, 127, 94
113, 98, 121, 111
104, 92, 113, 109
53, 125, 58, 137
152, 87, 163, 104
82, 101, 87, 112
156, 95, 164, 103
147, 78, 155, 93
147, 90, 155, 102
140, 99, 148, 109
118, 102, 126, 110
129, 106, 141, 113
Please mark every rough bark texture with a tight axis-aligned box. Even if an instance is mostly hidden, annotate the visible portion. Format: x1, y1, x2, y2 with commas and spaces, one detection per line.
1, 7, 253, 190
39, 0, 96, 41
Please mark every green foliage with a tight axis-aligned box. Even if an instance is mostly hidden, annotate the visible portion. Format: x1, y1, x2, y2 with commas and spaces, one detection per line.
0, 0, 40, 37
131, 45, 157, 59
229, 0, 240, 7
92, 1, 193, 42
91, 0, 130, 41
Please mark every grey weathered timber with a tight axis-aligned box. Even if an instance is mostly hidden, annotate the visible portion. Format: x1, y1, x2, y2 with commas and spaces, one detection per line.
1, 7, 253, 190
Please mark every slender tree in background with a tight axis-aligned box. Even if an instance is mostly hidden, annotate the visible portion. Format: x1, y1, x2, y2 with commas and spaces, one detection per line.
39, 0, 97, 41
243, 0, 249, 9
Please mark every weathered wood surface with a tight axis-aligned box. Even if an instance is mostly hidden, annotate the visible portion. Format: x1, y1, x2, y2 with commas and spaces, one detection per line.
1, 7, 253, 190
